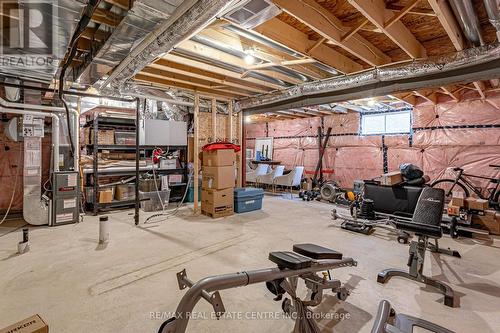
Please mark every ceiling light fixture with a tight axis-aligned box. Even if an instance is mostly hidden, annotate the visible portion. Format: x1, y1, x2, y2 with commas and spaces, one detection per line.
244, 53, 255, 65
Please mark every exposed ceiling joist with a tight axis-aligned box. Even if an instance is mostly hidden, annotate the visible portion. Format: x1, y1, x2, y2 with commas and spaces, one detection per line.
91, 8, 122, 27
201, 27, 329, 80
347, 0, 427, 59
303, 107, 332, 115
80, 27, 108, 41
290, 108, 324, 116
386, 3, 436, 17
253, 18, 364, 74
273, 0, 390, 67
392, 93, 417, 106
134, 74, 241, 100
246, 58, 316, 70
139, 67, 252, 97
103, 0, 132, 10
177, 40, 304, 85
341, 19, 368, 42
384, 0, 420, 29
150, 59, 270, 94
413, 90, 437, 104
440, 86, 460, 102
473, 81, 486, 99
265, 112, 297, 119
164, 54, 283, 91
274, 110, 310, 118
427, 0, 465, 51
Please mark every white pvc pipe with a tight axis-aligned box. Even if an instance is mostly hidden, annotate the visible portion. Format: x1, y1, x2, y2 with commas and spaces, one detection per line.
0, 96, 64, 112
0, 96, 79, 170
0, 106, 60, 171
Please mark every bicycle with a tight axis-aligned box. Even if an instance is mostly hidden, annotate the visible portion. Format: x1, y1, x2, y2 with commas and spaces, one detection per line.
430, 164, 500, 211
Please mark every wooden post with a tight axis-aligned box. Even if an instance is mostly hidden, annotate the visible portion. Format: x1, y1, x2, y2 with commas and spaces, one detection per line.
211, 98, 217, 142
193, 94, 200, 214
237, 110, 243, 187
228, 100, 233, 142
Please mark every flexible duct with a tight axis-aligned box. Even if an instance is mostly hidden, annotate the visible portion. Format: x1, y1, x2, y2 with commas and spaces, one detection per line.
101, 0, 238, 93
449, 0, 484, 46
483, 0, 500, 40
236, 43, 500, 113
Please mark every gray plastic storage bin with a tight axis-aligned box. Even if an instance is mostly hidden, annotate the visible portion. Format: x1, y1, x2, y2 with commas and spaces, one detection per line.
140, 190, 170, 212
234, 187, 264, 213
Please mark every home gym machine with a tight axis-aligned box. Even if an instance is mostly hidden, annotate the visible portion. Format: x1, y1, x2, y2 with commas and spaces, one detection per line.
377, 187, 458, 307
371, 300, 454, 333
333, 188, 461, 259
158, 243, 456, 333
158, 243, 356, 333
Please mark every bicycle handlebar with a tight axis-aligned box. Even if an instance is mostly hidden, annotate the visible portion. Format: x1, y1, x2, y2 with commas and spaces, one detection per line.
489, 164, 500, 169
453, 167, 463, 172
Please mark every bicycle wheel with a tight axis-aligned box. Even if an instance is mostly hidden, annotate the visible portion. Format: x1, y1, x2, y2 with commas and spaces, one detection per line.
430, 179, 469, 204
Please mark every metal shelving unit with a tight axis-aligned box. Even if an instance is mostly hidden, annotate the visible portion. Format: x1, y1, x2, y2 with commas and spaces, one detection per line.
83, 115, 188, 215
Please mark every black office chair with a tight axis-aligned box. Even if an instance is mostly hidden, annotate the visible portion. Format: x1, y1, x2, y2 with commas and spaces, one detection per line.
377, 187, 457, 307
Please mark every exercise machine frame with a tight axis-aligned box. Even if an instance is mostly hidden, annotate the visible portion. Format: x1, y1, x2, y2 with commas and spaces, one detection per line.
158, 248, 356, 333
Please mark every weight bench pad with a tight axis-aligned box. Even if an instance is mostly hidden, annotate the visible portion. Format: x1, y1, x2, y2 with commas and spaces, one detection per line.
293, 243, 343, 260
269, 251, 312, 270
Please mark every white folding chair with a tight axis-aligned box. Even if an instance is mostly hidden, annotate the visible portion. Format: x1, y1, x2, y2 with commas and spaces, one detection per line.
246, 164, 269, 184
257, 165, 285, 191
273, 166, 304, 198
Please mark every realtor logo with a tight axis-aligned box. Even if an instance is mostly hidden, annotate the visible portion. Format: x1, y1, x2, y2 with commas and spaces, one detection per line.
1, 0, 57, 68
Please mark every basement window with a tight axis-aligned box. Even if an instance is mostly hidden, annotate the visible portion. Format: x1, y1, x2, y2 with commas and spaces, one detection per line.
361, 111, 411, 135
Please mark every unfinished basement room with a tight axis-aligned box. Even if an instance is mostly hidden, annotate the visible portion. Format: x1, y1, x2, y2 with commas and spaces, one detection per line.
1, 0, 500, 332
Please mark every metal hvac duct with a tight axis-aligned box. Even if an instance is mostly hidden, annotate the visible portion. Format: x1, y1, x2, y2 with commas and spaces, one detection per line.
449, 0, 484, 46
101, 0, 238, 93
236, 44, 500, 113
78, 0, 189, 85
483, 0, 500, 40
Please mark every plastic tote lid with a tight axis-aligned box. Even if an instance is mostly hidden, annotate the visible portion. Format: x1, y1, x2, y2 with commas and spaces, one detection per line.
202, 142, 241, 152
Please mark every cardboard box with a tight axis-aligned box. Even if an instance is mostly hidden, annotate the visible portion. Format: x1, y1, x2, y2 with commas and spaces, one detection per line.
84, 128, 115, 145
99, 188, 114, 203
380, 171, 403, 186
202, 165, 235, 190
160, 158, 177, 170
139, 179, 160, 192
447, 203, 460, 216
202, 149, 236, 167
99, 152, 136, 160
0, 314, 48, 333
472, 210, 499, 235
201, 188, 233, 206
115, 184, 135, 201
450, 191, 466, 207
465, 197, 489, 211
201, 202, 234, 218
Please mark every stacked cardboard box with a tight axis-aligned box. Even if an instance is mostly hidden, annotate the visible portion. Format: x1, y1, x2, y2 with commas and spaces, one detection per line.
447, 191, 466, 216
379, 171, 403, 186
201, 149, 235, 218
472, 210, 500, 235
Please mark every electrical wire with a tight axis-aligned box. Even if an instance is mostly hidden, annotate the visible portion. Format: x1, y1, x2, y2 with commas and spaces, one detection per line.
144, 171, 192, 224
0, 147, 23, 225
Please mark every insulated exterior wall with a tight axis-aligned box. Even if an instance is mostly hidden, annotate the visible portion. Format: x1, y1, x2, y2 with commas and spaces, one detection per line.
245, 95, 500, 191
0, 88, 52, 213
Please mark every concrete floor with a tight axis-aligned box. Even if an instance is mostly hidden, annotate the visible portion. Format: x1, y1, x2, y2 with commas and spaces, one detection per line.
0, 195, 499, 333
